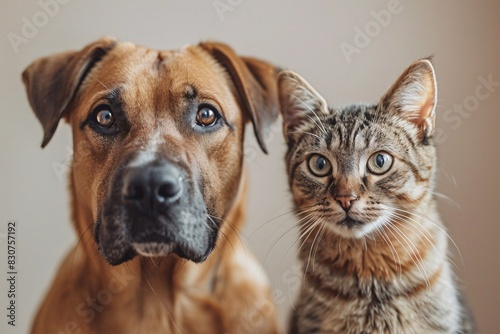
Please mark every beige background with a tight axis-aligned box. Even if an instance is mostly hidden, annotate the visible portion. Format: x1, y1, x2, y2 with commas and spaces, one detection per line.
1, 0, 499, 333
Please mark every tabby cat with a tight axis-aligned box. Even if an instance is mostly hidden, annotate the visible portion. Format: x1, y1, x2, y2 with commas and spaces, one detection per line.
278, 60, 475, 333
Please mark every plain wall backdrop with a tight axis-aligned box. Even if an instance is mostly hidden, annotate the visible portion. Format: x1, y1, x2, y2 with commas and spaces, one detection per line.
1, 0, 499, 333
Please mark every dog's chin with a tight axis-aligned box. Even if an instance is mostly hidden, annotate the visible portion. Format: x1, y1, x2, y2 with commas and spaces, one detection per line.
95, 217, 216, 266
132, 239, 213, 263
99, 240, 214, 266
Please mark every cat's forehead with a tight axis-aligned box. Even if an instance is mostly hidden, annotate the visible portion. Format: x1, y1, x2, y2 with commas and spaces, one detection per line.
312, 103, 393, 152
329, 103, 378, 123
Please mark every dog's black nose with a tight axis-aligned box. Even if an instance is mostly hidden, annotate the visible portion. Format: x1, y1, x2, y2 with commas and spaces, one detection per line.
123, 162, 182, 208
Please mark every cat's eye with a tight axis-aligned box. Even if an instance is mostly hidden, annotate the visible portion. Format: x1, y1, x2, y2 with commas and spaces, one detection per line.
367, 152, 393, 175
307, 154, 332, 177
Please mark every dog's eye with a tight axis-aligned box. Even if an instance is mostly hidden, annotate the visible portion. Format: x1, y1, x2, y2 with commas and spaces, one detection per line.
87, 104, 119, 136
196, 105, 219, 127
96, 109, 115, 128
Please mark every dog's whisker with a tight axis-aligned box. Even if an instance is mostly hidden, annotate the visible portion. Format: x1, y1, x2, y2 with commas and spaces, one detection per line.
124, 262, 138, 278
71, 223, 95, 279
208, 213, 248, 249
207, 215, 239, 258
172, 258, 189, 277
142, 272, 157, 296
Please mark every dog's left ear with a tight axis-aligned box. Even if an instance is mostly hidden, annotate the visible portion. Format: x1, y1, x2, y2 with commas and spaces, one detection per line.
199, 42, 279, 154
22, 38, 117, 147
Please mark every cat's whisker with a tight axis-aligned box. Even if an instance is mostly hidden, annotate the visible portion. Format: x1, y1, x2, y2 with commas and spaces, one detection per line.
311, 222, 327, 271
378, 228, 403, 279
269, 211, 319, 270
249, 205, 317, 238
384, 223, 425, 284
385, 206, 464, 268
360, 235, 367, 251
285, 130, 322, 141
384, 209, 439, 257
426, 188, 460, 208
275, 215, 321, 310
295, 215, 323, 256
387, 222, 431, 290
388, 211, 465, 269
387, 212, 445, 267
263, 209, 317, 262
304, 215, 325, 277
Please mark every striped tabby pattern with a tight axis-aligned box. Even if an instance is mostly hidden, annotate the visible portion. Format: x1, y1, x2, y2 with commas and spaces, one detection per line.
278, 60, 475, 334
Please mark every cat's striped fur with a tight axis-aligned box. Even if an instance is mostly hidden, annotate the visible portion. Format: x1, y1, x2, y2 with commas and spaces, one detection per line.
278, 60, 475, 334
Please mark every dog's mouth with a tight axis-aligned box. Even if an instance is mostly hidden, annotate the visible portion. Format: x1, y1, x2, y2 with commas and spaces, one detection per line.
132, 242, 175, 257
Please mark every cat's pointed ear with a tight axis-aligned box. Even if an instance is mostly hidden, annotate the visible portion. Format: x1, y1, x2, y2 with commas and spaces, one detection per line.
278, 70, 328, 137
379, 58, 437, 137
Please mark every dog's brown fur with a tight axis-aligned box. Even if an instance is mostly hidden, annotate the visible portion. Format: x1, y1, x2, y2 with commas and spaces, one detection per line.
23, 38, 279, 333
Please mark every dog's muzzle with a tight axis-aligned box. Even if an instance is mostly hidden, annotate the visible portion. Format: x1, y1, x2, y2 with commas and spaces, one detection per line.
95, 157, 218, 265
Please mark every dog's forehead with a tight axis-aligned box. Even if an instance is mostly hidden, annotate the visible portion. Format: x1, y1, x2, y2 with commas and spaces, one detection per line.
85, 43, 235, 107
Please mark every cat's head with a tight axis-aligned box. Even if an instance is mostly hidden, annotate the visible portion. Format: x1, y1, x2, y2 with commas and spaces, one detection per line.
278, 59, 437, 239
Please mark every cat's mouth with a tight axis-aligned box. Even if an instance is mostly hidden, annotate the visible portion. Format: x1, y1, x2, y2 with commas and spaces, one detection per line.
338, 217, 364, 229
325, 216, 367, 238
328, 213, 388, 239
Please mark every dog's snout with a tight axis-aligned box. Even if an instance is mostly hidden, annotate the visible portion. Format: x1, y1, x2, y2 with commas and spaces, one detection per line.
123, 162, 182, 208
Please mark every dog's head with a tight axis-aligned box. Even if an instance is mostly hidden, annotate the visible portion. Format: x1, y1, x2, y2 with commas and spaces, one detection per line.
22, 38, 279, 265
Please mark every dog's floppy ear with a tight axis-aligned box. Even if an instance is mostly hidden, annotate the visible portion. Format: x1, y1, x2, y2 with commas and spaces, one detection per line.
22, 38, 117, 148
199, 42, 279, 154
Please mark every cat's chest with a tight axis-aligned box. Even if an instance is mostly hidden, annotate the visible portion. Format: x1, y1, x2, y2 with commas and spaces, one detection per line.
307, 290, 437, 334
300, 275, 458, 334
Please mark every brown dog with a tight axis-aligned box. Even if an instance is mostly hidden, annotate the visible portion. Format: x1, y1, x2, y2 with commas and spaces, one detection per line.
22, 38, 279, 333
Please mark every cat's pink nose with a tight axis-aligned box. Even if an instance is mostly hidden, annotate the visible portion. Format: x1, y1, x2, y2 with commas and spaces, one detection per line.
334, 194, 358, 211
